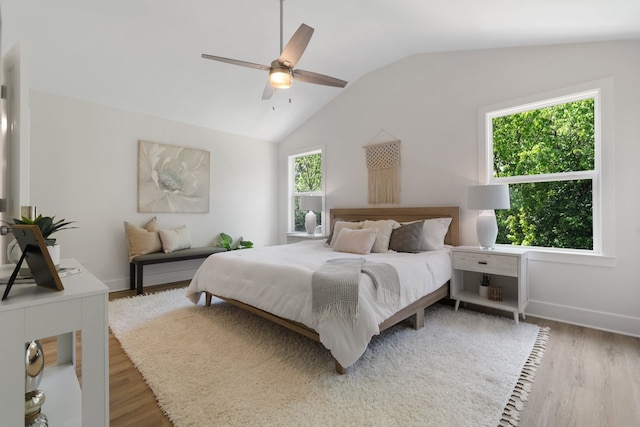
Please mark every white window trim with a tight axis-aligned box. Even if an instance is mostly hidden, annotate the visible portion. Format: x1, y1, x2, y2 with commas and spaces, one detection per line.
477, 78, 615, 266
287, 146, 326, 234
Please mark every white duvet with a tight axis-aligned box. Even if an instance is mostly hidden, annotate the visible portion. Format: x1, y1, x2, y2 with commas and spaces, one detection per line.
186, 240, 452, 368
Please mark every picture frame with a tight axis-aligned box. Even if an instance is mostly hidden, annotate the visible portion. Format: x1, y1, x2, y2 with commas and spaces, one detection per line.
137, 140, 210, 213
1, 225, 64, 300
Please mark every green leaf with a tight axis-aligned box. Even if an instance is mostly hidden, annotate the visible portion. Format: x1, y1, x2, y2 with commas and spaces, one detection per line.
216, 233, 253, 250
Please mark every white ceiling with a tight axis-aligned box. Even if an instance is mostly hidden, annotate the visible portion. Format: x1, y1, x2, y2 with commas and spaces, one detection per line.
2, 0, 639, 142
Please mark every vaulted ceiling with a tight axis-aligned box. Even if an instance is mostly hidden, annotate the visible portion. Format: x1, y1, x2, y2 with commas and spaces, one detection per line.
2, 0, 639, 142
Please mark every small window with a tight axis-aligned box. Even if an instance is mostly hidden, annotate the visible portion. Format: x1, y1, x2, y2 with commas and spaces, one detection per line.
288, 149, 324, 233
486, 92, 598, 251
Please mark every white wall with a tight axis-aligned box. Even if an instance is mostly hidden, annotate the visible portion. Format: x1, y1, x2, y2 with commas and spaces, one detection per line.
28, 91, 278, 291
278, 40, 640, 337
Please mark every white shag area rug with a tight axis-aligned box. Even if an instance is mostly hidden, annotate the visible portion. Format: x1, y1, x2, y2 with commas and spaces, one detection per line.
109, 289, 549, 427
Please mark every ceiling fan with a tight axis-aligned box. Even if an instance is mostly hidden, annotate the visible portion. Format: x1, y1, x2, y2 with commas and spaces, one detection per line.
201, 0, 347, 100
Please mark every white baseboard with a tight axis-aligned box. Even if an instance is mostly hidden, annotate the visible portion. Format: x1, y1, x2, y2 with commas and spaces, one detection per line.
526, 299, 640, 338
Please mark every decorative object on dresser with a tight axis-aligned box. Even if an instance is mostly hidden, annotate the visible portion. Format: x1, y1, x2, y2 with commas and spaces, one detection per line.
138, 140, 210, 213
25, 340, 47, 426
5, 213, 77, 271
299, 195, 322, 235
2, 225, 65, 301
109, 290, 549, 427
467, 184, 511, 249
451, 246, 529, 324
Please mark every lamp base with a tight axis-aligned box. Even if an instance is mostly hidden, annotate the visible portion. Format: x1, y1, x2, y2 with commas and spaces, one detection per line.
304, 211, 317, 235
476, 210, 498, 249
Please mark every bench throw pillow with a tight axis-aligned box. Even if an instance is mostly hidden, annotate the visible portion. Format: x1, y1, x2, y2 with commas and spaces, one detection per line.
158, 225, 192, 253
124, 217, 162, 262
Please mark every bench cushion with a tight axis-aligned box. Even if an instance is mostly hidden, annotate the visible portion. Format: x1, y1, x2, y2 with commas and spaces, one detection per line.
131, 246, 226, 264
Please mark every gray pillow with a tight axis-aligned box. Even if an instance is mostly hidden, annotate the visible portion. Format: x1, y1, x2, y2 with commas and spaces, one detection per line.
388, 220, 424, 253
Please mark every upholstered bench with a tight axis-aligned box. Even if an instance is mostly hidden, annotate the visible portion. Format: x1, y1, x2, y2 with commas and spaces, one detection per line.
129, 246, 226, 294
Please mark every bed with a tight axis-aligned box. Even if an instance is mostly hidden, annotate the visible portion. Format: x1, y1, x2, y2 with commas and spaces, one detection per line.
186, 206, 460, 373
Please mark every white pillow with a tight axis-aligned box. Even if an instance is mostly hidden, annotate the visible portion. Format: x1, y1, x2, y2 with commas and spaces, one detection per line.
158, 225, 192, 253
332, 227, 378, 255
362, 219, 400, 253
421, 218, 452, 250
329, 221, 363, 247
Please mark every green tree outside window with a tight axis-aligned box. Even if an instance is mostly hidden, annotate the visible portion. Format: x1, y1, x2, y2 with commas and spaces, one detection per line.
492, 98, 595, 249
292, 152, 323, 232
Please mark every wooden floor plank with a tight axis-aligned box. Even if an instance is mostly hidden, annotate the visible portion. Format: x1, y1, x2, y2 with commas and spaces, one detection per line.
517, 318, 640, 427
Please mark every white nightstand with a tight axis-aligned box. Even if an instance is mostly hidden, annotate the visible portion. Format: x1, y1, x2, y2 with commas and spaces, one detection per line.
286, 232, 328, 244
451, 246, 529, 324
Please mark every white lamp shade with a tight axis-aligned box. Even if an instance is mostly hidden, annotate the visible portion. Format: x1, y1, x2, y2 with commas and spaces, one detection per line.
467, 185, 511, 210
299, 196, 322, 212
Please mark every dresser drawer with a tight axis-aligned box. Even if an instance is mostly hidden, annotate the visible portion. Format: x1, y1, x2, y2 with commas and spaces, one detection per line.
452, 251, 518, 277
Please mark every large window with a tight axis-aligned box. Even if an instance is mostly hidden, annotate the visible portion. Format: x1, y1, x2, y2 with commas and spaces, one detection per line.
288, 148, 324, 233
486, 91, 599, 251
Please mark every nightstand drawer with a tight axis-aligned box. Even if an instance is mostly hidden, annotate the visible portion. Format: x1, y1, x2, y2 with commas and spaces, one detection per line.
452, 251, 518, 277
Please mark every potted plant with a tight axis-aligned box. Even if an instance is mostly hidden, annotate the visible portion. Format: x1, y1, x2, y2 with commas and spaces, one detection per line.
479, 273, 490, 298
216, 233, 253, 251
10, 215, 77, 245
6, 215, 77, 269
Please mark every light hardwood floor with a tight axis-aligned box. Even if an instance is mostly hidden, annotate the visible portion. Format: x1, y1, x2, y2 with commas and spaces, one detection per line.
42, 284, 640, 426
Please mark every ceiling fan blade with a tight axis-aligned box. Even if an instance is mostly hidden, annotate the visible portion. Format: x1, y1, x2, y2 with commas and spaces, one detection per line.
261, 82, 276, 100
278, 24, 314, 68
201, 54, 271, 71
293, 69, 348, 88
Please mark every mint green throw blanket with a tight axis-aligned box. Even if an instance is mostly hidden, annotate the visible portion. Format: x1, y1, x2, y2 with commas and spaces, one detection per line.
312, 258, 400, 325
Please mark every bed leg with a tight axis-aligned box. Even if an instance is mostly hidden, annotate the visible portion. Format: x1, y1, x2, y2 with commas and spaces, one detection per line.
412, 309, 425, 330
205, 292, 212, 306
334, 358, 346, 375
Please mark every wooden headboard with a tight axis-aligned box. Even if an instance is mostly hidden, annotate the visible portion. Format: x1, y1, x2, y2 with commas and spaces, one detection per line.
329, 206, 460, 246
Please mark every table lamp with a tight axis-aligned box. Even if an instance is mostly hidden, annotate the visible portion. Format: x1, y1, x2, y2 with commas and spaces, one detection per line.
299, 196, 322, 235
467, 184, 510, 249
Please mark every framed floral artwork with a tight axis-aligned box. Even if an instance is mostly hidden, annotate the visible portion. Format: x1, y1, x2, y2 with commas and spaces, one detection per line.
138, 140, 210, 213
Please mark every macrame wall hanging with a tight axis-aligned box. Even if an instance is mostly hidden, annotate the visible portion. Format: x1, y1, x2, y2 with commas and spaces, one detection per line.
363, 130, 401, 205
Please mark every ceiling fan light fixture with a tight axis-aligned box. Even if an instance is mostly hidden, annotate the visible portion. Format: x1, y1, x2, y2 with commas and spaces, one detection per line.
269, 68, 292, 88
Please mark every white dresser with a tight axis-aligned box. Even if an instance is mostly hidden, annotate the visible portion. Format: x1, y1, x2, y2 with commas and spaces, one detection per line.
0, 259, 109, 426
